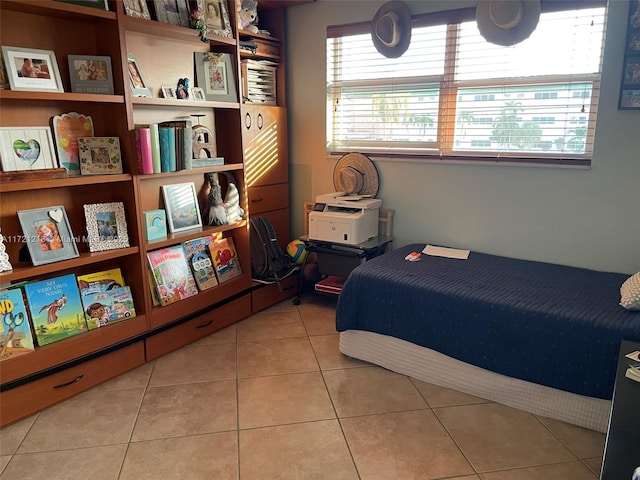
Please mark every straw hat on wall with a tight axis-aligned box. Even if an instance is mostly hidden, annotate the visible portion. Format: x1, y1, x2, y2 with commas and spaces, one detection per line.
371, 1, 412, 58
333, 153, 380, 197
476, 0, 541, 47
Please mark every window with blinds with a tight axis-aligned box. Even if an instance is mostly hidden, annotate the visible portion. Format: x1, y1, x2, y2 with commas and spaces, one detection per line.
326, 4, 607, 166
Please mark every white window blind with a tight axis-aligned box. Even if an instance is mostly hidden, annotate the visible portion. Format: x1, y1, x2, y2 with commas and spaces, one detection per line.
327, 4, 607, 166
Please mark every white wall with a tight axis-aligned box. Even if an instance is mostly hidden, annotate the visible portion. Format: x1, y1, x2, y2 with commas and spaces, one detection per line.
286, 0, 640, 274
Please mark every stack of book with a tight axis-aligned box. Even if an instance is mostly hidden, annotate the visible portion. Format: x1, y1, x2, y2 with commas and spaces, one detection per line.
135, 120, 193, 173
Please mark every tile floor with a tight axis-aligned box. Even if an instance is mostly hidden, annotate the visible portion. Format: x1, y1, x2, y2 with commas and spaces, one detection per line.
0, 294, 606, 480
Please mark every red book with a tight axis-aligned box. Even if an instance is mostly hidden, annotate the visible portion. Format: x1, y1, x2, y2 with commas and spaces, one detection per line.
135, 127, 154, 174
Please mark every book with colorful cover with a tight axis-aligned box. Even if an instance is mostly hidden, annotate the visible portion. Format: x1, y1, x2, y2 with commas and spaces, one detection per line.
183, 236, 218, 291
147, 245, 199, 306
77, 268, 125, 292
0, 287, 36, 361
82, 286, 136, 329
23, 274, 87, 346
143, 209, 168, 242
208, 237, 242, 283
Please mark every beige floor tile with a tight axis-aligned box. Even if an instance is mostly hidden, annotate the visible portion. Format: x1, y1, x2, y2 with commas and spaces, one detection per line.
132, 380, 236, 441
435, 403, 576, 472
309, 334, 369, 370
0, 415, 37, 455
237, 337, 318, 378
1, 444, 126, 480
478, 460, 598, 479
190, 324, 237, 345
583, 457, 603, 476
236, 310, 307, 342
536, 415, 605, 459
323, 366, 427, 417
0, 456, 10, 474
92, 362, 154, 392
411, 378, 490, 408
341, 410, 474, 480
239, 420, 358, 480
238, 371, 335, 429
121, 432, 238, 480
18, 388, 144, 453
298, 300, 339, 336
149, 343, 236, 386
257, 300, 299, 314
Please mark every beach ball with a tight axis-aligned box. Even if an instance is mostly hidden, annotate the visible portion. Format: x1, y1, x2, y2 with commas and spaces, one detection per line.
286, 239, 308, 265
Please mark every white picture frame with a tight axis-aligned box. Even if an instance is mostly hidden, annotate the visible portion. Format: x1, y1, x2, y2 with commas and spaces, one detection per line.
127, 53, 152, 98
162, 182, 203, 233
1, 46, 64, 93
83, 202, 130, 252
0, 127, 58, 172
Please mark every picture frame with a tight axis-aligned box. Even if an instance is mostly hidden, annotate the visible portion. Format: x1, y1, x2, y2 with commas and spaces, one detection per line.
161, 85, 176, 98
194, 52, 238, 103
200, 0, 233, 38
123, 0, 151, 19
67, 55, 114, 95
0, 126, 58, 172
83, 202, 130, 252
191, 87, 205, 101
52, 112, 95, 176
57, 0, 109, 11
161, 182, 203, 233
154, 0, 190, 27
619, 0, 640, 109
17, 206, 79, 266
0, 56, 10, 90
1, 46, 63, 93
78, 137, 123, 175
127, 53, 152, 98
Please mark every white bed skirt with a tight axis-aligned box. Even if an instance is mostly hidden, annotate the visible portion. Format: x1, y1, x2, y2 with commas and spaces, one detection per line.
339, 330, 611, 433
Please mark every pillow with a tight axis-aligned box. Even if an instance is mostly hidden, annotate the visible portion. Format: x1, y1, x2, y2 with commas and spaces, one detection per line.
620, 272, 640, 311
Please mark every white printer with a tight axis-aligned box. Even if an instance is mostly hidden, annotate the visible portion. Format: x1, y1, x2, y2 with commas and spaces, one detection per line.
308, 192, 382, 245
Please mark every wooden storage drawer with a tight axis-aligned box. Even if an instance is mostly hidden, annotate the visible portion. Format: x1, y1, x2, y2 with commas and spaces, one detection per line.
0, 342, 145, 427
252, 273, 298, 313
248, 183, 289, 215
254, 38, 280, 58
145, 294, 251, 360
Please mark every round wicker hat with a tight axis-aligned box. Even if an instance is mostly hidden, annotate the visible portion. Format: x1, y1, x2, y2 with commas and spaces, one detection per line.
476, 0, 541, 47
333, 153, 379, 197
371, 1, 412, 58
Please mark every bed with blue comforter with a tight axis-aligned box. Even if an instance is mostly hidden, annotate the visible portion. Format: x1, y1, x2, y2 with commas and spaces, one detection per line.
336, 244, 640, 405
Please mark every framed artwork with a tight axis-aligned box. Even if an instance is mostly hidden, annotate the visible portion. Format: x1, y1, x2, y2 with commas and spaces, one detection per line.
191, 87, 205, 101
194, 52, 238, 103
0, 127, 58, 172
78, 137, 123, 175
17, 206, 79, 266
57, 0, 109, 10
67, 55, 114, 95
154, 0, 190, 26
161, 182, 203, 233
123, 0, 151, 19
1, 46, 63, 93
127, 53, 152, 98
199, 0, 233, 38
83, 202, 130, 252
161, 85, 176, 98
619, 0, 640, 109
52, 112, 95, 176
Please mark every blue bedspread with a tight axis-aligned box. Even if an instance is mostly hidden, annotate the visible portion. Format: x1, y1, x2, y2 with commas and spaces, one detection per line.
336, 244, 640, 399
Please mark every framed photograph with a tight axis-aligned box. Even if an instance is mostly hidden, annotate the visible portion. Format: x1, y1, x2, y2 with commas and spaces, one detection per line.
200, 0, 233, 38
127, 53, 152, 98
161, 85, 176, 98
52, 112, 95, 176
68, 55, 114, 95
83, 202, 130, 252
194, 52, 238, 103
1, 46, 63, 93
78, 137, 123, 175
161, 182, 203, 233
191, 87, 205, 101
123, 0, 151, 19
619, 0, 640, 109
154, 0, 190, 26
17, 206, 79, 266
0, 126, 58, 172
57, 0, 109, 10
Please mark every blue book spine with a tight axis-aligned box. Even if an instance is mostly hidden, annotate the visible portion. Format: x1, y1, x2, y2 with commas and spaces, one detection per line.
158, 127, 176, 172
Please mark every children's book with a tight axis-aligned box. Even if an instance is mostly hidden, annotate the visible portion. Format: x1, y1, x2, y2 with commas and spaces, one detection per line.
183, 236, 218, 291
147, 246, 199, 306
82, 286, 136, 329
143, 209, 168, 242
0, 287, 36, 361
209, 237, 242, 283
76, 268, 125, 292
24, 274, 87, 346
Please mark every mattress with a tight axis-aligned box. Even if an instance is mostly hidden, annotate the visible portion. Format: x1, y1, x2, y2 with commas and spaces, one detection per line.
336, 244, 640, 400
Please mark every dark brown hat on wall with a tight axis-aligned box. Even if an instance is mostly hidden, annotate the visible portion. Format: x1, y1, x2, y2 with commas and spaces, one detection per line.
371, 1, 412, 58
476, 0, 541, 46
